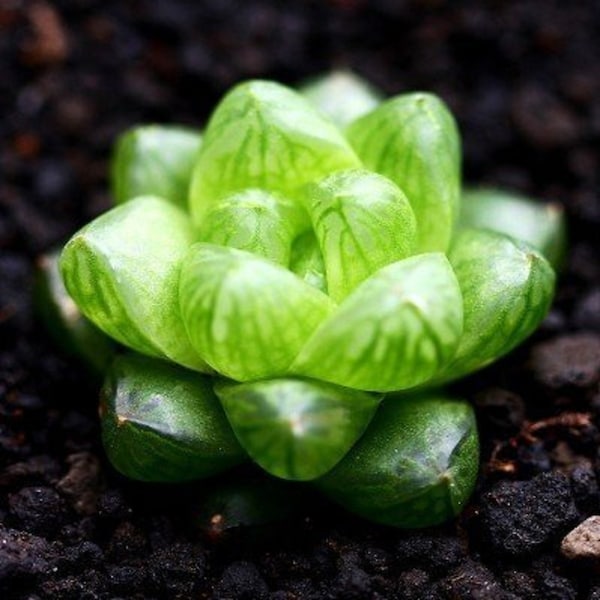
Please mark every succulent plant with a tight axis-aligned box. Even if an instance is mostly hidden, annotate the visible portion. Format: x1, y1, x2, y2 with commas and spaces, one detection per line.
44, 71, 563, 528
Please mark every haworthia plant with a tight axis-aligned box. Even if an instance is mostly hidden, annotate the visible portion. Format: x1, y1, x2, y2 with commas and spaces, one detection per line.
52, 71, 564, 528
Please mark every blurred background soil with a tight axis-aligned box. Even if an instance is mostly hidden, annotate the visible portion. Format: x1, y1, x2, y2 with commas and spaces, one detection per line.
1, 1, 600, 598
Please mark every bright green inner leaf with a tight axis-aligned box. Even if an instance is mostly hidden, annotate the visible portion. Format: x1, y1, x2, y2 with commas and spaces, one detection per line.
179, 243, 336, 381
347, 92, 461, 253
188, 79, 361, 225
196, 188, 305, 266
292, 253, 463, 391
303, 169, 417, 301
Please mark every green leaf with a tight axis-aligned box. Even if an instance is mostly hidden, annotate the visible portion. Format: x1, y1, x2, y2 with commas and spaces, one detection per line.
303, 169, 417, 302
100, 354, 245, 482
434, 228, 556, 383
459, 187, 567, 270
292, 253, 463, 392
60, 196, 210, 372
299, 70, 383, 128
318, 393, 479, 528
34, 250, 115, 374
179, 244, 336, 381
189, 80, 361, 225
289, 231, 327, 293
347, 93, 461, 253
197, 189, 306, 266
193, 476, 310, 534
111, 125, 202, 209
215, 378, 380, 481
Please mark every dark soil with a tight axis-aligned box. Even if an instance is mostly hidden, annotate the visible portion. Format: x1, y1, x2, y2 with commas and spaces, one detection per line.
1, 1, 600, 598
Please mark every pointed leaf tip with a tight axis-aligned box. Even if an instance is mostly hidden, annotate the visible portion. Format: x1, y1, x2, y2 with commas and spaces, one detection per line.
216, 378, 380, 481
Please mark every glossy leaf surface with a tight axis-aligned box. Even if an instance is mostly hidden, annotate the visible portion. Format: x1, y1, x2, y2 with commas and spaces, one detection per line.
318, 394, 479, 528
60, 196, 210, 372
216, 378, 380, 481
100, 354, 245, 482
35, 250, 115, 374
347, 93, 461, 252
434, 228, 556, 383
299, 70, 383, 127
197, 189, 304, 266
111, 125, 202, 209
189, 80, 361, 225
459, 187, 567, 270
304, 169, 417, 301
292, 253, 463, 391
179, 244, 335, 381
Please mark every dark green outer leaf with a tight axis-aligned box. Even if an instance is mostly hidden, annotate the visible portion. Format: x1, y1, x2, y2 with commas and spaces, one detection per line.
459, 187, 567, 270
111, 125, 202, 209
347, 93, 461, 253
433, 228, 556, 384
318, 394, 479, 528
216, 378, 380, 481
193, 477, 310, 533
101, 354, 245, 482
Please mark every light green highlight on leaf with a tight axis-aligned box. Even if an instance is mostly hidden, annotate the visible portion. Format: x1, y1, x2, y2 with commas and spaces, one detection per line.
459, 187, 567, 270
347, 92, 461, 253
179, 243, 336, 381
197, 189, 306, 266
216, 378, 380, 481
299, 70, 383, 127
189, 80, 361, 225
60, 196, 210, 372
292, 253, 463, 392
433, 228, 556, 384
304, 169, 417, 301
101, 354, 245, 482
318, 393, 479, 528
111, 125, 202, 209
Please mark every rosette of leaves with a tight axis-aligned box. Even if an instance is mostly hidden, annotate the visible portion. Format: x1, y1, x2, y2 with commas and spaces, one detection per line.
53, 72, 563, 528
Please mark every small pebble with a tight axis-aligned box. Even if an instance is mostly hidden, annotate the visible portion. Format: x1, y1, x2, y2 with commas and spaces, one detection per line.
561, 516, 600, 560
530, 334, 600, 389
